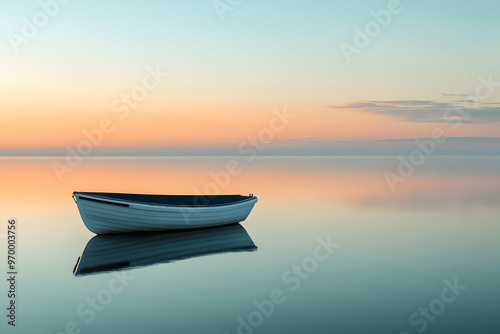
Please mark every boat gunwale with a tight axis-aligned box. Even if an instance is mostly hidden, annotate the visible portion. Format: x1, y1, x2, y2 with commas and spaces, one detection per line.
74, 192, 258, 208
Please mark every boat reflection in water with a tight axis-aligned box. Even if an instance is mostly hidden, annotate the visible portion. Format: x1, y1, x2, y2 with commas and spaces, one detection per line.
73, 223, 257, 276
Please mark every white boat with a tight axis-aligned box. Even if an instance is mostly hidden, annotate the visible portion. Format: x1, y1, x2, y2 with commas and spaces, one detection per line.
73, 224, 257, 276
73, 191, 258, 234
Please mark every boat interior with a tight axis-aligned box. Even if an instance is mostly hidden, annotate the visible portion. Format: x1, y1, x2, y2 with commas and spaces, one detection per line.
74, 192, 255, 207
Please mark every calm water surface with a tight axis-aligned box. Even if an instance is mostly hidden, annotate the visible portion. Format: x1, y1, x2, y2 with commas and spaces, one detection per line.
1, 156, 499, 334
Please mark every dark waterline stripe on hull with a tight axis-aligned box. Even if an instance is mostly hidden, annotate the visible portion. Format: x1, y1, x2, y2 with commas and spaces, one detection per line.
79, 196, 130, 207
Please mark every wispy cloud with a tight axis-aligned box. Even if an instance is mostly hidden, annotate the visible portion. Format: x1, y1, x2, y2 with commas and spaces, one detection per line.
288, 137, 323, 142
441, 93, 469, 97
329, 100, 500, 123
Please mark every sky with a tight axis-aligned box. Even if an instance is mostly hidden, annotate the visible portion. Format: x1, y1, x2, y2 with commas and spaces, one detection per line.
1, 0, 499, 155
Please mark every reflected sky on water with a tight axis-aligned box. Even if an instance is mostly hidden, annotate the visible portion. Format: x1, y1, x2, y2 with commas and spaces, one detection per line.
0, 156, 499, 334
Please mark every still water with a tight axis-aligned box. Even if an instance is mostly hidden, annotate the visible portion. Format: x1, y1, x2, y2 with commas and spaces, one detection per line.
0, 156, 499, 334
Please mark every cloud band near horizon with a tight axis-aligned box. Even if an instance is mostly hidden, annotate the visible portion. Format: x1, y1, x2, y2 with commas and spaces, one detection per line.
329, 100, 500, 124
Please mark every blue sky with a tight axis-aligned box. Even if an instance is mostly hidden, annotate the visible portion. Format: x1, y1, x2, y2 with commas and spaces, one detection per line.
1, 0, 499, 155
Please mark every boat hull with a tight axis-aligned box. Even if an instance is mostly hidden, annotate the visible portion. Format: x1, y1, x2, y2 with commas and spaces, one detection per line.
74, 193, 258, 234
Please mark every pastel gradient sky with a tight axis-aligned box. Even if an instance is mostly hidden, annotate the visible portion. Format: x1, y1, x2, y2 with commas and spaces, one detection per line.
1, 0, 499, 155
